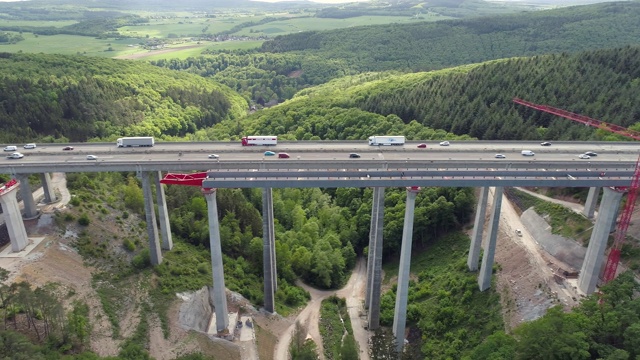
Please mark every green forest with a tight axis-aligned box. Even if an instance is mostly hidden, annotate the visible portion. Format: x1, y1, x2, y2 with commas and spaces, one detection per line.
3, 0, 640, 359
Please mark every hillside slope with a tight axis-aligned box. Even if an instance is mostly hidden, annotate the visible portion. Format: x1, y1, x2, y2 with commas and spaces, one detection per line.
261, 1, 640, 72
0, 53, 247, 143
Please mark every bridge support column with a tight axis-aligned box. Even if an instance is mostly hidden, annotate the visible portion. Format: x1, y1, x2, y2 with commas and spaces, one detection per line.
393, 187, 419, 353
478, 187, 503, 291
366, 187, 385, 330
40, 173, 58, 204
584, 187, 600, 219
154, 171, 173, 250
262, 187, 277, 314
0, 180, 29, 252
203, 188, 229, 332
578, 187, 624, 295
16, 174, 38, 219
468, 187, 489, 271
141, 172, 162, 266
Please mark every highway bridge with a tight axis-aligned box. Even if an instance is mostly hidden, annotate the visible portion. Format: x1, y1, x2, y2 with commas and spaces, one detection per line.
0, 140, 636, 340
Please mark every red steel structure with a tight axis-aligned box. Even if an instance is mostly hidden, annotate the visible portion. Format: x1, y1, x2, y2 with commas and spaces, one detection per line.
513, 97, 640, 282
160, 172, 209, 187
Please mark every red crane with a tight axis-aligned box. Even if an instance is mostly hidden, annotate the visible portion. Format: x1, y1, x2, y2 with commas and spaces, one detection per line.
513, 97, 640, 283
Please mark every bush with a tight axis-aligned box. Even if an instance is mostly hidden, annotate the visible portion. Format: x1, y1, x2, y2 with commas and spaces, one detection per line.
70, 197, 81, 206
132, 249, 151, 269
78, 214, 90, 226
123, 239, 136, 252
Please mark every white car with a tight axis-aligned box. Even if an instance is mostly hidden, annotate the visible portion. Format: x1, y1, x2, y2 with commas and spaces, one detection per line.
208, 154, 220, 159
3, 146, 17, 152
578, 154, 591, 159
439, 141, 450, 146
23, 143, 36, 149
7, 152, 24, 159
495, 154, 506, 159
86, 155, 98, 160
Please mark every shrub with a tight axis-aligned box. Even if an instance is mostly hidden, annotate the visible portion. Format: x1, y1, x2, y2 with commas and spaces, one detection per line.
78, 214, 90, 226
123, 239, 136, 252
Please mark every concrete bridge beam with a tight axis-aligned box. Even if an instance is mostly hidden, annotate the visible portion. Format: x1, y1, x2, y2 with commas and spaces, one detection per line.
478, 187, 503, 291
203, 188, 229, 332
468, 187, 489, 271
0, 180, 29, 252
393, 187, 419, 353
578, 187, 624, 294
366, 187, 385, 330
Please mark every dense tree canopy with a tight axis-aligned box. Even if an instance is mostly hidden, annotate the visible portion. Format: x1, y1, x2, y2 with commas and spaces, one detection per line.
0, 53, 247, 143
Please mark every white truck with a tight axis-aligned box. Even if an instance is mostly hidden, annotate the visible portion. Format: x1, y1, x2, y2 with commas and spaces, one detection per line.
241, 136, 278, 146
117, 137, 155, 147
368, 136, 406, 146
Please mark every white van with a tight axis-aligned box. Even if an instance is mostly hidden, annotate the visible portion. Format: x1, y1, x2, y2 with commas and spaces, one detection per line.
23, 143, 36, 149
521, 150, 535, 156
3, 145, 17, 152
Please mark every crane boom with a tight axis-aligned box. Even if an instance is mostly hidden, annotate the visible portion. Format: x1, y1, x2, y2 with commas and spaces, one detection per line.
513, 98, 640, 141
513, 97, 639, 283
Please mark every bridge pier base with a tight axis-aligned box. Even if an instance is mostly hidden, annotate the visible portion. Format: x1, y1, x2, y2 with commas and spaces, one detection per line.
578, 187, 623, 294
154, 171, 173, 250
262, 187, 277, 314
203, 188, 229, 332
584, 187, 600, 219
141, 171, 162, 265
40, 173, 58, 204
366, 187, 385, 330
16, 174, 38, 219
0, 180, 29, 252
478, 187, 503, 291
468, 187, 489, 271
393, 187, 419, 353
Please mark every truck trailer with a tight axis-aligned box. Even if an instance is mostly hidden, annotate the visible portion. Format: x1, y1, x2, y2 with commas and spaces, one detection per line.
117, 137, 155, 147
241, 136, 278, 146
368, 136, 405, 146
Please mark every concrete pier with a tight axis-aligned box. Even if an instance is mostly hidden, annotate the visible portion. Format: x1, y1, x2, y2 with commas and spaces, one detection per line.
203, 188, 229, 332
584, 187, 600, 219
141, 172, 162, 266
40, 173, 58, 204
367, 187, 385, 330
154, 171, 173, 250
468, 187, 489, 271
578, 187, 624, 294
262, 187, 277, 313
478, 187, 503, 291
393, 187, 419, 353
0, 179, 29, 252
16, 174, 38, 219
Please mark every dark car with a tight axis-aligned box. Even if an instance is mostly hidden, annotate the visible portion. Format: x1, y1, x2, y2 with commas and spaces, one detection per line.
277, 153, 290, 159
540, 142, 552, 146
584, 151, 598, 157
63, 146, 74, 150
349, 153, 361, 158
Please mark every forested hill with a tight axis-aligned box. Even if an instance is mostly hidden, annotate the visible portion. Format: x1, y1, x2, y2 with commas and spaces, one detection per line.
214, 46, 640, 142
260, 1, 640, 72
0, 53, 247, 143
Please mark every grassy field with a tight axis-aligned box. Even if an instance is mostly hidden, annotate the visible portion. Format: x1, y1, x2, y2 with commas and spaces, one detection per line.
0, 33, 141, 57
233, 15, 441, 37
0, 19, 78, 27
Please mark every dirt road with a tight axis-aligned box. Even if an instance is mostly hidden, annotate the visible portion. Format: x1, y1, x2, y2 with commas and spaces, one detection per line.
274, 258, 369, 360
491, 187, 579, 328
